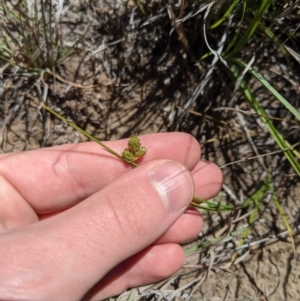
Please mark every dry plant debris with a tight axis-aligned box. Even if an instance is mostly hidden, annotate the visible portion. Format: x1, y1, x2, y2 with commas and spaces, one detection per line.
0, 0, 300, 300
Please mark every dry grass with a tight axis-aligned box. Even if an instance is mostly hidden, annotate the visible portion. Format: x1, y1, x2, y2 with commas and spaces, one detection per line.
0, 0, 300, 300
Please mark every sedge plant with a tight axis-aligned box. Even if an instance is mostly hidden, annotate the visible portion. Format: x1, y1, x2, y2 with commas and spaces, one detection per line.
1, 0, 298, 282
41, 101, 296, 254
41, 103, 281, 214
0, 0, 89, 77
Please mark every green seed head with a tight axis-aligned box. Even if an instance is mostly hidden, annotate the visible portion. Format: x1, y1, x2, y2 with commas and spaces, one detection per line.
122, 149, 135, 163
128, 135, 142, 153
135, 146, 147, 158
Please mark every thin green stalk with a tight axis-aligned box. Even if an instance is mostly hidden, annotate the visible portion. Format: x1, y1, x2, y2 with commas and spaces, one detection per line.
132, 0, 145, 14
233, 59, 300, 121
42, 103, 226, 210
210, 0, 239, 29
228, 0, 272, 57
271, 186, 296, 253
42, 103, 283, 220
229, 63, 300, 176
41, 103, 127, 164
236, 177, 268, 249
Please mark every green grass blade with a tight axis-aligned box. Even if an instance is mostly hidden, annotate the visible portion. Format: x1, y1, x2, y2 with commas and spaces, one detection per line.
229, 64, 300, 176
210, 0, 239, 29
229, 0, 272, 57
191, 197, 235, 212
132, 0, 145, 14
270, 184, 296, 253
234, 59, 300, 121
191, 179, 268, 212
197, 179, 269, 250
236, 176, 269, 250
223, 1, 246, 55
58, 24, 91, 64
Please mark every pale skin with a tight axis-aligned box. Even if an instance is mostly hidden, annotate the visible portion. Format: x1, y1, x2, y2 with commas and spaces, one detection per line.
0, 132, 223, 300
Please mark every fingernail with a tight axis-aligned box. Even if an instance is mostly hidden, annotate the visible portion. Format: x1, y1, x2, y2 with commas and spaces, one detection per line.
149, 161, 194, 214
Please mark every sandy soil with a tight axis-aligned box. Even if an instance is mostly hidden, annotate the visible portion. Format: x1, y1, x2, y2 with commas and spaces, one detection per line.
0, 1, 299, 300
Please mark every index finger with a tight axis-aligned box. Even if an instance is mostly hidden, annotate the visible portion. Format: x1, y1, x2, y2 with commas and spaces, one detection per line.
0, 133, 201, 214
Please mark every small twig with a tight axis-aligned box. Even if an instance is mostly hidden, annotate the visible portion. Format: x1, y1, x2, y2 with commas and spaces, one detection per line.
220, 142, 300, 168
45, 68, 96, 89
236, 105, 267, 170
214, 107, 300, 125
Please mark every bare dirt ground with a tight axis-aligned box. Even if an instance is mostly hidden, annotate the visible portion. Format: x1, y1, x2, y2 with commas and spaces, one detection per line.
1, 1, 299, 300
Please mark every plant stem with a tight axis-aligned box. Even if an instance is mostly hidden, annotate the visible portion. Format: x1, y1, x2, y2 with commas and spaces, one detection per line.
41, 103, 126, 163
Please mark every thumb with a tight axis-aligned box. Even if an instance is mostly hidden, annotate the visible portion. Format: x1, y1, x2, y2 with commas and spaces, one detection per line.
76, 159, 194, 272
93, 159, 195, 262
0, 160, 194, 299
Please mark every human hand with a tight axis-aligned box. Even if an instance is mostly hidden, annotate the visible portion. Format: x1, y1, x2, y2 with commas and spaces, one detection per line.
0, 133, 223, 300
